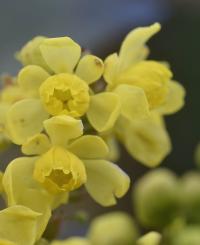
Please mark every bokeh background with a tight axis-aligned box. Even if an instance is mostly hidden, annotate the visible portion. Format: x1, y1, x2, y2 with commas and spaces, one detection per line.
0, 0, 199, 239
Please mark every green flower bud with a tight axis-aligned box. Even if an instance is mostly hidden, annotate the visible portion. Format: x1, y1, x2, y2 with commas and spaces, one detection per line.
133, 169, 179, 228
87, 212, 139, 245
137, 232, 161, 245
179, 171, 200, 223
171, 225, 200, 245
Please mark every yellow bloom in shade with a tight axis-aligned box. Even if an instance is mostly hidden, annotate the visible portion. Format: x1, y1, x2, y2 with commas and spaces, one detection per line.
33, 146, 87, 194
21, 115, 130, 206
137, 232, 162, 245
0, 205, 41, 245
51, 237, 91, 245
104, 22, 185, 118
116, 112, 171, 167
39, 73, 90, 117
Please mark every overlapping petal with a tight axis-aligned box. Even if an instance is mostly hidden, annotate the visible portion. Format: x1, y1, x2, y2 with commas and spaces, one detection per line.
40, 37, 81, 73
116, 113, 171, 167
0, 205, 40, 245
44, 115, 83, 147
76, 55, 104, 84
2, 157, 67, 240
6, 99, 49, 144
87, 92, 121, 132
21, 133, 51, 155
157, 80, 186, 115
84, 159, 130, 206
68, 135, 108, 159
114, 84, 149, 121
18, 65, 50, 97
118, 23, 161, 72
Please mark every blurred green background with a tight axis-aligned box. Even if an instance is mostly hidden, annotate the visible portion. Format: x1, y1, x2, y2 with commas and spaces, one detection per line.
0, 0, 199, 239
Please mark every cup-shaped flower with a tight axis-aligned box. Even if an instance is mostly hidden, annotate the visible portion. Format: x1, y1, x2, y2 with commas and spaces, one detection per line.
33, 146, 87, 194
21, 115, 130, 206
39, 73, 90, 117
104, 23, 185, 117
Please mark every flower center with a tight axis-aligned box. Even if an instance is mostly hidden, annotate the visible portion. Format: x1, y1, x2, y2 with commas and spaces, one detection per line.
33, 146, 87, 194
39, 73, 90, 117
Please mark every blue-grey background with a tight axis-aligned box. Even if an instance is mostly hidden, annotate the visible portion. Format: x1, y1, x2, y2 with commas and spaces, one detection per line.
0, 0, 199, 239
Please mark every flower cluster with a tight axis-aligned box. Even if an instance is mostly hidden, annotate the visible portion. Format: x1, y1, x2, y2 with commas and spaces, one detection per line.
0, 23, 185, 244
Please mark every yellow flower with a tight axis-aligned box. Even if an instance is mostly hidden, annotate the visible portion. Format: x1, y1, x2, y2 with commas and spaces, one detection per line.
0, 205, 41, 245
5, 36, 122, 145
87, 212, 138, 245
2, 157, 68, 241
115, 60, 172, 109
116, 112, 171, 167
51, 237, 91, 245
39, 73, 90, 117
21, 115, 130, 206
33, 146, 87, 194
104, 23, 185, 117
137, 232, 162, 245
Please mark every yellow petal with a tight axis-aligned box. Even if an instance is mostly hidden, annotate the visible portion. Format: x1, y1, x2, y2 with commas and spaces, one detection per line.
44, 115, 83, 147
6, 99, 49, 145
51, 237, 91, 245
68, 135, 108, 159
137, 232, 162, 245
103, 53, 120, 85
118, 23, 161, 72
2, 157, 52, 240
40, 37, 81, 73
0, 205, 41, 245
21, 133, 51, 155
87, 92, 121, 132
157, 81, 186, 115
18, 65, 50, 97
16, 36, 51, 72
76, 55, 104, 84
102, 134, 120, 162
114, 84, 149, 121
84, 159, 130, 206
119, 113, 171, 167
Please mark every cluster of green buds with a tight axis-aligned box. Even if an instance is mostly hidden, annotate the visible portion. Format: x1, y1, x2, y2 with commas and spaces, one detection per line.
133, 168, 200, 245
0, 22, 185, 244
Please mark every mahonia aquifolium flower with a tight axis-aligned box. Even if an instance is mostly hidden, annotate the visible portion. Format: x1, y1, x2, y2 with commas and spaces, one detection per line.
103, 23, 185, 167
0, 22, 186, 244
